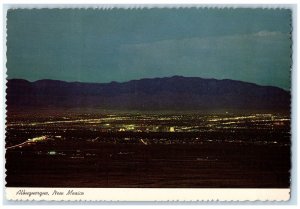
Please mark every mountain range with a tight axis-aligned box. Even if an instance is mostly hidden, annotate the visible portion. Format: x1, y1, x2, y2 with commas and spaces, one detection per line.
6, 76, 290, 111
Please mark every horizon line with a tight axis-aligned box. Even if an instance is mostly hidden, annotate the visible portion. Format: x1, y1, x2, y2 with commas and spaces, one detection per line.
7, 75, 289, 91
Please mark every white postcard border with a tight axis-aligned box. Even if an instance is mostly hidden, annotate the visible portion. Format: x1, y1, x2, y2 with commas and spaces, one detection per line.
6, 188, 290, 201
2, 2, 298, 204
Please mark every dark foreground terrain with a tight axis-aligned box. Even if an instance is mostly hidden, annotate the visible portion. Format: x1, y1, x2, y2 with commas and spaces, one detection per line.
6, 142, 290, 188
5, 110, 291, 188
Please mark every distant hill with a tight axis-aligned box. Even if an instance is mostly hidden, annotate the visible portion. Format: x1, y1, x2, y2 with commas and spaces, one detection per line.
6, 76, 290, 111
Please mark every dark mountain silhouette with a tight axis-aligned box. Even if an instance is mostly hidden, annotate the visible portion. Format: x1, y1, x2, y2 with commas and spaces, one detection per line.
6, 76, 290, 111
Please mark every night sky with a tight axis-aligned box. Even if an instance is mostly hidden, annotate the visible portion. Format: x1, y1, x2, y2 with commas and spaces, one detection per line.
7, 8, 291, 89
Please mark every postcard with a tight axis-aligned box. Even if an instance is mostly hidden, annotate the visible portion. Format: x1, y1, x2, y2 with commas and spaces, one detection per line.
4, 6, 292, 201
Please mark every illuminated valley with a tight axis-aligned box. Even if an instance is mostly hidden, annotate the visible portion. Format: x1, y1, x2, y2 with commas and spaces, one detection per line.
5, 110, 291, 188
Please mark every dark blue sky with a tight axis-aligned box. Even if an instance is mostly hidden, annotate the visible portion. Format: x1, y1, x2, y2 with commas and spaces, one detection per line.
7, 8, 291, 89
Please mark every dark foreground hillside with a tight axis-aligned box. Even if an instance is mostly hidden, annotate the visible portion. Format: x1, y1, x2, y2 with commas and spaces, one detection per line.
6, 140, 290, 188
